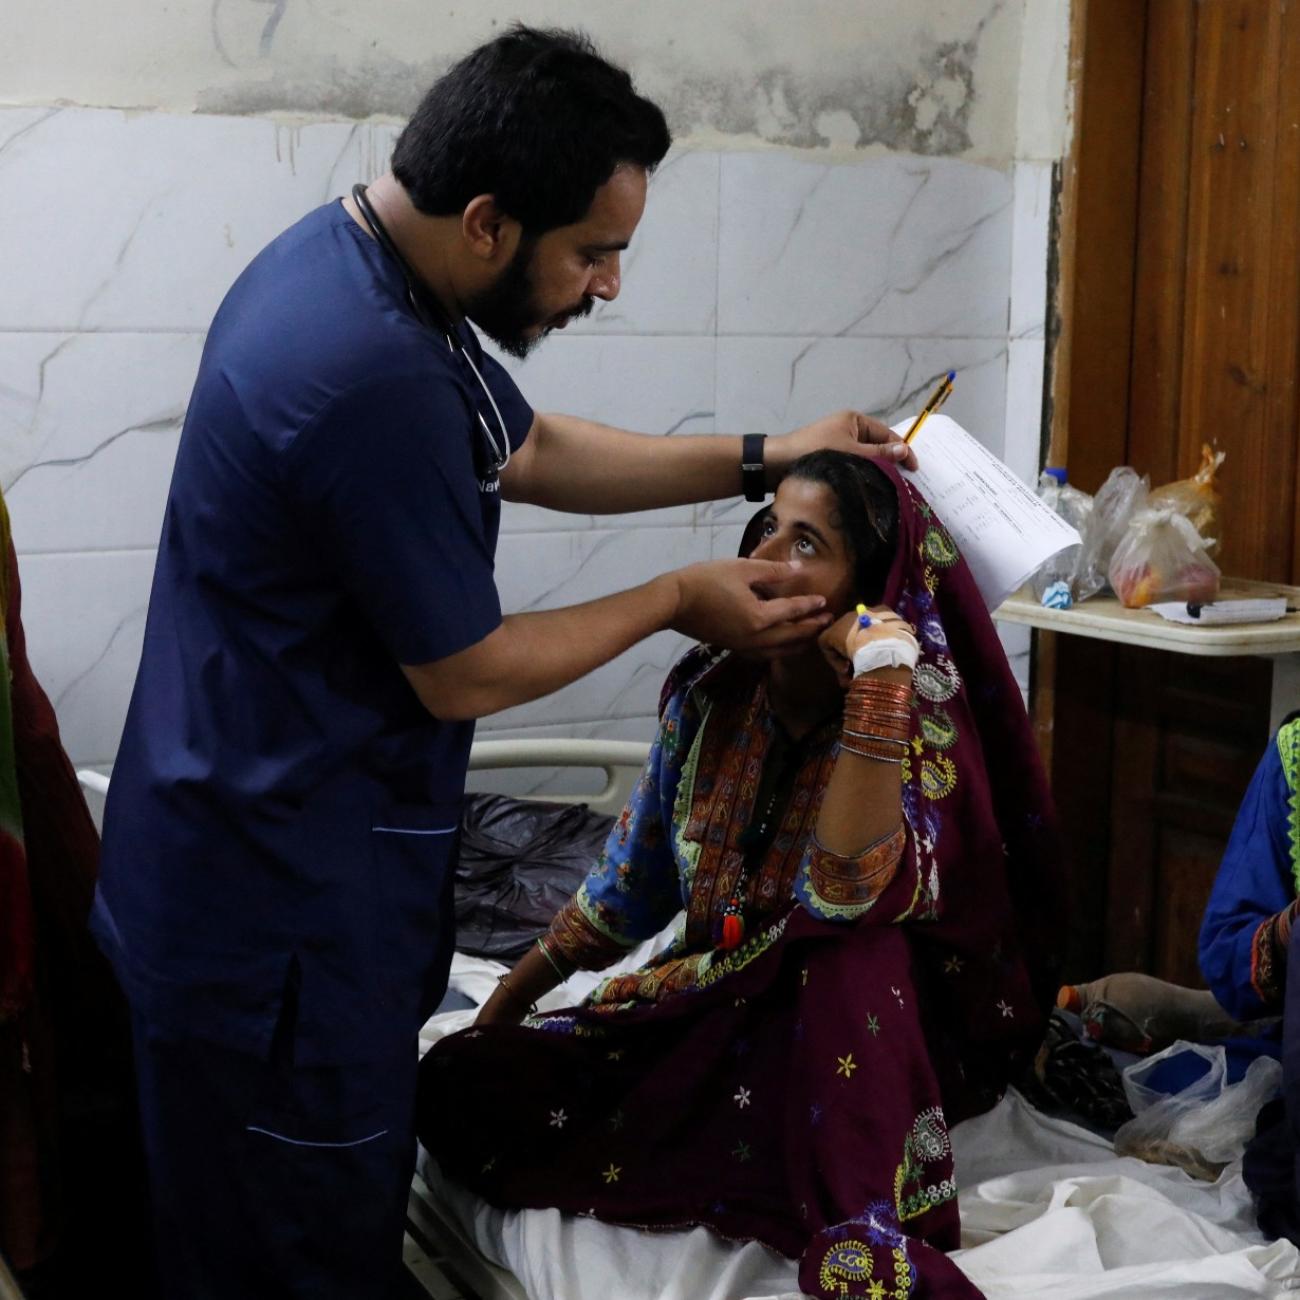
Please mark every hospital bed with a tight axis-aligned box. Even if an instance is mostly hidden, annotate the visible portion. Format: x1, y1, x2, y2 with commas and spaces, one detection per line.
77, 744, 1300, 1300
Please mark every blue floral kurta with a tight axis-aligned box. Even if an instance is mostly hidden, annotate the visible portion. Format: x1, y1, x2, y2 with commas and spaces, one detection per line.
543, 649, 909, 984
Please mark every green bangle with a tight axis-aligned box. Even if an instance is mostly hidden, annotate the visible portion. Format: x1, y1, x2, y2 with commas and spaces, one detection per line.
536, 936, 570, 983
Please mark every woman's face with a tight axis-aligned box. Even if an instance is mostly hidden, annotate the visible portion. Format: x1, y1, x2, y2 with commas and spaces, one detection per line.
748, 477, 858, 618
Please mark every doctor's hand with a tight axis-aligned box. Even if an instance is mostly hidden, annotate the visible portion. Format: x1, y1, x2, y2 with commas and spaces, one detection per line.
664, 558, 834, 653
768, 410, 918, 474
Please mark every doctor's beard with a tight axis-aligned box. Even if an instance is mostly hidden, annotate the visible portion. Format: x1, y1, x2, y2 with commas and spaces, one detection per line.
468, 237, 594, 359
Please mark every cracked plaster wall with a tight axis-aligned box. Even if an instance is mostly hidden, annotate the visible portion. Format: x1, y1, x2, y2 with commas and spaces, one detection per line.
0, 0, 1069, 164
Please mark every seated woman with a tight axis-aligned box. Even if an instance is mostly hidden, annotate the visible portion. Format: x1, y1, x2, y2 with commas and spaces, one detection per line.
1199, 715, 1300, 1246
418, 452, 1064, 1299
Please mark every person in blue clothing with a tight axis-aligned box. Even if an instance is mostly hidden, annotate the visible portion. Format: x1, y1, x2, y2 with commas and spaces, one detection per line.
91, 26, 918, 1300
1199, 713, 1300, 1246
1200, 715, 1300, 1021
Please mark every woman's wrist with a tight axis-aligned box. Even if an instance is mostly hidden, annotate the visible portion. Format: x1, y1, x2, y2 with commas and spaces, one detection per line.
536, 935, 573, 984
852, 670, 915, 691
840, 672, 913, 763
844, 676, 912, 731
495, 970, 537, 1014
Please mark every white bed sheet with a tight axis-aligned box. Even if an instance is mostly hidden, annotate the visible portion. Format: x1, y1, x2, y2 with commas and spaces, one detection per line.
417, 954, 1300, 1300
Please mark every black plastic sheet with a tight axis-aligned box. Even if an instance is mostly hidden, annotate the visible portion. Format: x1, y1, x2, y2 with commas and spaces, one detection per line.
454, 793, 613, 960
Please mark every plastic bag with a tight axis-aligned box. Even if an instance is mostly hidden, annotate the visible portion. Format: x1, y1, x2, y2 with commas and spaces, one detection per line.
454, 793, 612, 960
1149, 445, 1225, 554
1108, 508, 1220, 608
1074, 467, 1149, 602
1030, 472, 1094, 605
1113, 1040, 1281, 1179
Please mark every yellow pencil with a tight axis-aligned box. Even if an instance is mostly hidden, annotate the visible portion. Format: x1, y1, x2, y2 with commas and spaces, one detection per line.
903, 370, 955, 445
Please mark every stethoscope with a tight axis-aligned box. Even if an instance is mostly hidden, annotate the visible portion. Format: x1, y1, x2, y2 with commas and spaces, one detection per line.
351, 183, 511, 479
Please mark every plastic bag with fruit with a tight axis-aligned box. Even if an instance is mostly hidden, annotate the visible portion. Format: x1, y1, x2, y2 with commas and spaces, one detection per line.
1148, 445, 1225, 555
1108, 508, 1221, 609
1074, 466, 1149, 602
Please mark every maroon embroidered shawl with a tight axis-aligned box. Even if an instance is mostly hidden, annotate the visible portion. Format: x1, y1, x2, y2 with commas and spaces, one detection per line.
421, 463, 1063, 1299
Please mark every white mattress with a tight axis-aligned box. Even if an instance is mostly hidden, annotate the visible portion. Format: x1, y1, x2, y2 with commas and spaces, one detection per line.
416, 953, 1300, 1300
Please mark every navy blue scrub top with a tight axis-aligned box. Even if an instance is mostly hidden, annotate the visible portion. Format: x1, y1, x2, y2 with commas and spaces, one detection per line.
91, 201, 533, 1066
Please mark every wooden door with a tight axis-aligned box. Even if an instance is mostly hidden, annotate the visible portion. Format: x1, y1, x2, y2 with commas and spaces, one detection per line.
1048, 0, 1300, 983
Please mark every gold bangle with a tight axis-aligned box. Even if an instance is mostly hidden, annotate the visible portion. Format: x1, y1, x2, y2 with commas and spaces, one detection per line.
496, 971, 537, 1015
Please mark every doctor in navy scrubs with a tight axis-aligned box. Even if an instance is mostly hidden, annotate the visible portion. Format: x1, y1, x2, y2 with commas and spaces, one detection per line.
91, 25, 916, 1299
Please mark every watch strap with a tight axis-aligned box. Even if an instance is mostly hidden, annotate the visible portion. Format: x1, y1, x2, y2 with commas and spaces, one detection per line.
741, 433, 767, 502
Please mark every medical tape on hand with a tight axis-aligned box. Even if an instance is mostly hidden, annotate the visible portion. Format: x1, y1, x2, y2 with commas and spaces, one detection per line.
852, 631, 920, 677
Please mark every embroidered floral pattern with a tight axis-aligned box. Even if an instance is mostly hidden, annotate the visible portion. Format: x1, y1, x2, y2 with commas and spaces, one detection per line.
922, 525, 960, 569
919, 755, 958, 802
894, 1106, 956, 1223
545, 890, 634, 970
817, 1240, 875, 1294
913, 659, 961, 704
890, 517, 969, 928
586, 951, 708, 1007
584, 911, 792, 1009
528, 1014, 609, 1038
909, 1108, 951, 1162
815, 1203, 916, 1298
1250, 911, 1287, 1009
919, 711, 957, 751
897, 1178, 957, 1222
678, 681, 838, 950
796, 823, 906, 921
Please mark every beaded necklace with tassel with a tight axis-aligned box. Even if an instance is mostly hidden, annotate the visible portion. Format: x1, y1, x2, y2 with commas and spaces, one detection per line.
718, 725, 805, 951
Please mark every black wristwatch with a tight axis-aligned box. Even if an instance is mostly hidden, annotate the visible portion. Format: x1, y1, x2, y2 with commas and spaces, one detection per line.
741, 433, 767, 502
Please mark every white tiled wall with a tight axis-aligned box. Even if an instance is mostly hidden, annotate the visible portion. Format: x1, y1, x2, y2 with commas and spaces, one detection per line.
0, 107, 1050, 781
716, 154, 1013, 339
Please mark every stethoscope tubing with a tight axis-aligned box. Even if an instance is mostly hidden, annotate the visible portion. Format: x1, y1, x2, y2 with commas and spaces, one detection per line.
351, 184, 511, 476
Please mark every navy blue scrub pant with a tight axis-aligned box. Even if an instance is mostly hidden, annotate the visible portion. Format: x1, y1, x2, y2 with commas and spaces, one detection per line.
130, 1012, 420, 1299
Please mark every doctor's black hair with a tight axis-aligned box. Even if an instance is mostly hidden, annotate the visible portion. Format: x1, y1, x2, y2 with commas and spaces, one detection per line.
742, 453, 899, 605
392, 25, 671, 234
